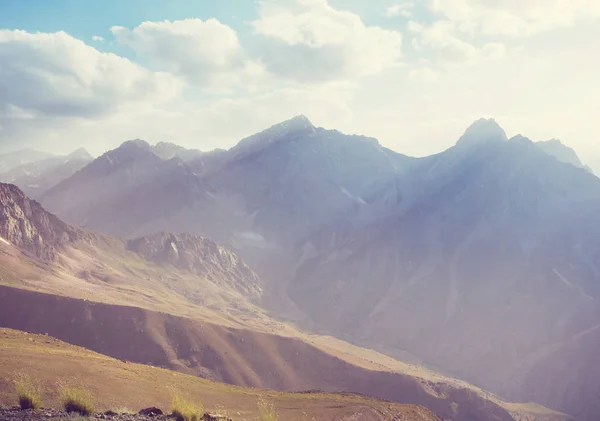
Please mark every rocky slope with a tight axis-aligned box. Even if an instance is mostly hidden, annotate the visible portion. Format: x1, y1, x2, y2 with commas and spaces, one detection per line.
0, 183, 263, 311
127, 233, 262, 300
0, 183, 81, 261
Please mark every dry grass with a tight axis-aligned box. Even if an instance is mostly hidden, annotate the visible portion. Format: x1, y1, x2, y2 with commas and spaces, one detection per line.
14, 373, 42, 410
0, 328, 467, 421
171, 392, 204, 421
258, 396, 277, 421
59, 385, 94, 416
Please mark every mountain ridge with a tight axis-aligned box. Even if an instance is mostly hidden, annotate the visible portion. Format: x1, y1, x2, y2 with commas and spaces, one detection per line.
24, 116, 600, 421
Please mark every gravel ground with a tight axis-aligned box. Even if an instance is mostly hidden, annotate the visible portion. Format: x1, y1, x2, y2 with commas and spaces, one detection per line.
0, 407, 230, 421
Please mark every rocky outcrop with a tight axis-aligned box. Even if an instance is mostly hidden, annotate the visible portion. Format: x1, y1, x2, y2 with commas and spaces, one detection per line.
127, 233, 263, 300
0, 183, 80, 261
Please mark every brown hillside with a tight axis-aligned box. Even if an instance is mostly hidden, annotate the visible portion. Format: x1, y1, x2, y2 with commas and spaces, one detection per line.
0, 328, 441, 421
0, 285, 512, 421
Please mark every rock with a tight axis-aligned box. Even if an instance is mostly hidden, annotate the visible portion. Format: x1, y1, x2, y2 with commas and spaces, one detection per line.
138, 407, 163, 417
201, 413, 231, 421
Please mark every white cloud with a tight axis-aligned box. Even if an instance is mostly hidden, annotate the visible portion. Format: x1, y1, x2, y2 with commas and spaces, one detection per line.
428, 0, 600, 37
111, 19, 264, 89
408, 66, 440, 83
251, 0, 402, 82
92, 35, 105, 42
0, 82, 356, 155
386, 2, 414, 18
482, 42, 506, 60
409, 20, 478, 64
0, 29, 181, 120
409, 20, 507, 65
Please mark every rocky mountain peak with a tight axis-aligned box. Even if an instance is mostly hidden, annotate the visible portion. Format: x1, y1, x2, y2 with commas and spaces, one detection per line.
0, 183, 80, 261
456, 118, 508, 146
67, 148, 93, 161
93, 139, 158, 169
282, 114, 314, 131
120, 139, 152, 152
231, 115, 317, 158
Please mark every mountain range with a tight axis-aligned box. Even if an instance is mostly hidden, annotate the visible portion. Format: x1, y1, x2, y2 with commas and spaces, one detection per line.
1, 115, 598, 421
1, 180, 546, 421
0, 148, 93, 198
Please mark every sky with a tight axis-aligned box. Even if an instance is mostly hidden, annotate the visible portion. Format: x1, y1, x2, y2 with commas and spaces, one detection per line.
0, 0, 599, 171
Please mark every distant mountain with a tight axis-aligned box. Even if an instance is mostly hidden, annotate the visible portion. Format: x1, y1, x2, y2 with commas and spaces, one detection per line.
35, 116, 600, 420
41, 117, 414, 247
287, 127, 600, 420
0, 148, 94, 198
0, 149, 55, 173
40, 140, 167, 227
67, 148, 94, 161
537, 139, 593, 173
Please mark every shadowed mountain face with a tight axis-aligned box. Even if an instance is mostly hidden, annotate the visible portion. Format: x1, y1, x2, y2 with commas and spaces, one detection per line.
37, 116, 600, 420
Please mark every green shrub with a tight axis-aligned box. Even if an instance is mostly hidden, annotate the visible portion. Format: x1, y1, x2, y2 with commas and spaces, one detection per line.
14, 373, 42, 410
60, 386, 94, 416
172, 392, 204, 421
